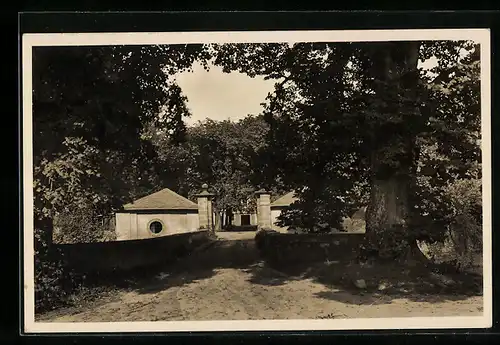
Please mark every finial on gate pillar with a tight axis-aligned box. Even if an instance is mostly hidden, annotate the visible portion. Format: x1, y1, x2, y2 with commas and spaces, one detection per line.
195, 183, 215, 198
254, 188, 269, 196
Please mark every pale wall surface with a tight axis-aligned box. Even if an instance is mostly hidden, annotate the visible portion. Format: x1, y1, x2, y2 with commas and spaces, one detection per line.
233, 212, 258, 226
115, 212, 200, 241
271, 209, 289, 233
197, 198, 209, 229
251, 213, 258, 225
233, 213, 241, 226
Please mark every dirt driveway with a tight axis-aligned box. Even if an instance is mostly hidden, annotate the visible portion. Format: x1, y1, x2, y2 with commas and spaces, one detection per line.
215, 231, 256, 241
39, 237, 483, 322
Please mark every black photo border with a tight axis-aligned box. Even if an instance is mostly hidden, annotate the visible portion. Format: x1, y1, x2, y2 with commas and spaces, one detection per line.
14, 10, 500, 345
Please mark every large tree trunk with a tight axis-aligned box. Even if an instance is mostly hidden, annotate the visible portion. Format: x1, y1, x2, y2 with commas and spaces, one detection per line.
367, 177, 410, 228
363, 41, 426, 262
364, 174, 410, 258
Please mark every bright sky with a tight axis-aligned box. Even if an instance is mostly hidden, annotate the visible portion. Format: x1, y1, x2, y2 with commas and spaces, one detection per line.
173, 54, 449, 127
174, 62, 276, 126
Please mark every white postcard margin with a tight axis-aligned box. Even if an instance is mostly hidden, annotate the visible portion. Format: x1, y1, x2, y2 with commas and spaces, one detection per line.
22, 28, 492, 333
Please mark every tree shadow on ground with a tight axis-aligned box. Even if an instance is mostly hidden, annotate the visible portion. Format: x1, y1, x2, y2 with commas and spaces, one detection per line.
134, 238, 263, 294
248, 258, 483, 305
76, 237, 483, 306
82, 239, 262, 295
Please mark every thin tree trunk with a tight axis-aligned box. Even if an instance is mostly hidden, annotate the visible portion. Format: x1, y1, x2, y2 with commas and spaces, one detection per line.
227, 208, 233, 228
225, 208, 232, 228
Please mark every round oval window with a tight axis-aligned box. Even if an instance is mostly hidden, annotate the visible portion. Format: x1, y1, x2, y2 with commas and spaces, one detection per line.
149, 221, 163, 234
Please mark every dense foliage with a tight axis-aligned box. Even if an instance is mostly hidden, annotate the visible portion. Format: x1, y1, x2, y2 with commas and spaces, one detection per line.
53, 202, 116, 244
33, 45, 210, 221
32, 44, 210, 310
150, 115, 276, 229
31, 39, 483, 310
212, 41, 481, 258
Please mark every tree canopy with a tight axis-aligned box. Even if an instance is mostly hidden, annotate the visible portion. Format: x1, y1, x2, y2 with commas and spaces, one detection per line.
33, 44, 211, 222
211, 40, 481, 257
150, 115, 272, 229
31, 39, 483, 311
32, 39, 481, 252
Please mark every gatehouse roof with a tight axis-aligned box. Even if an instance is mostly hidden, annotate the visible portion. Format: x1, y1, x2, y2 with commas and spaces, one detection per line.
123, 188, 198, 211
271, 191, 298, 208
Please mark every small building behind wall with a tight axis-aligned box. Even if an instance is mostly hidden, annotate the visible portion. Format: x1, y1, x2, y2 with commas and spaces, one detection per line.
115, 187, 202, 241
232, 211, 258, 227
257, 191, 366, 233
270, 191, 298, 233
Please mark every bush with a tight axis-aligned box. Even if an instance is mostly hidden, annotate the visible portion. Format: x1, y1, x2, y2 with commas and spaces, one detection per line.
34, 226, 73, 312
275, 183, 368, 234
35, 218, 90, 313
34, 253, 66, 311
444, 178, 482, 270
417, 178, 482, 272
53, 203, 116, 244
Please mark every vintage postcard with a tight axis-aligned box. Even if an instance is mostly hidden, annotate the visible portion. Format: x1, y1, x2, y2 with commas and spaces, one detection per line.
21, 28, 492, 333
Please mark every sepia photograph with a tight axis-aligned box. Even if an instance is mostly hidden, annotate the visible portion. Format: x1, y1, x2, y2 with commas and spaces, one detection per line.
22, 29, 491, 333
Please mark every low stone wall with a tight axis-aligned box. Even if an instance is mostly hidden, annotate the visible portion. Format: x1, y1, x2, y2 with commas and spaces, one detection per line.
255, 229, 364, 265
56, 230, 213, 273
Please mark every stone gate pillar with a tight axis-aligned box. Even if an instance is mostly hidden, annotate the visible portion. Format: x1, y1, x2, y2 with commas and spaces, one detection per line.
255, 189, 271, 229
195, 183, 215, 231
